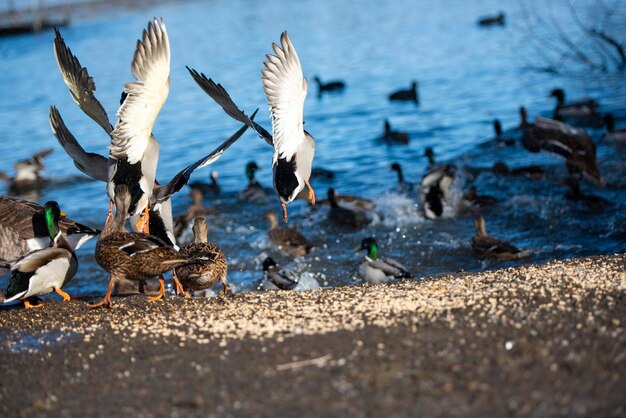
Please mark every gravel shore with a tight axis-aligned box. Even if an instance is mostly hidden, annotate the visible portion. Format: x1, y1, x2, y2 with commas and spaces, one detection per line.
1, 254, 625, 417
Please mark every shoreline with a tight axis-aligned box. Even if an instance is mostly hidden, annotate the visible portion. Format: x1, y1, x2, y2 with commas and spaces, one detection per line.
1, 254, 625, 417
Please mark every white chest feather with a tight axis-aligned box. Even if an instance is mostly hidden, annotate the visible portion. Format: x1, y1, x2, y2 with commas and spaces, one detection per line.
23, 258, 71, 298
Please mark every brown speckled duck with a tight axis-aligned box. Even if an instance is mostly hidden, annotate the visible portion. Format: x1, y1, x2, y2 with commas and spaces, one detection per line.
177, 217, 230, 295
265, 210, 312, 257
471, 213, 531, 261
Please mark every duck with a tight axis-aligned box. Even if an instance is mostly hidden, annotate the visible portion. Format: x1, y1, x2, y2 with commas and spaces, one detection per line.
388, 81, 419, 103
356, 237, 412, 284
173, 188, 218, 240
420, 148, 455, 219
311, 167, 335, 180
382, 120, 409, 144
187, 31, 316, 223
389, 162, 415, 195
308, 188, 374, 211
238, 161, 268, 201
516, 106, 533, 131
89, 185, 193, 309
176, 217, 231, 295
478, 12, 505, 26
327, 188, 371, 228
2, 201, 78, 308
522, 117, 603, 185
603, 113, 626, 144
471, 213, 531, 260
259, 257, 300, 290
492, 162, 544, 180
189, 171, 221, 196
0, 148, 53, 194
463, 186, 498, 208
562, 177, 609, 211
0, 196, 98, 267
265, 210, 312, 257
492, 120, 515, 146
549, 88, 601, 124
313, 76, 345, 96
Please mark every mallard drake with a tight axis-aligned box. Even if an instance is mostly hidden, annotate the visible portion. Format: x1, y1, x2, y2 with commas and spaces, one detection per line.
89, 185, 193, 309
238, 161, 269, 202
420, 148, 455, 219
187, 31, 316, 223
327, 188, 371, 228
313, 76, 345, 96
0, 148, 53, 194
493, 120, 515, 146
549, 88, 598, 121
0, 196, 98, 267
562, 177, 609, 211
356, 237, 412, 284
463, 186, 498, 208
189, 171, 220, 196
389, 162, 415, 194
603, 113, 626, 144
522, 117, 603, 185
478, 12, 505, 26
265, 210, 312, 257
388, 81, 419, 103
2, 202, 77, 308
259, 257, 299, 290
382, 120, 409, 144
471, 213, 531, 260
492, 162, 544, 180
176, 217, 230, 295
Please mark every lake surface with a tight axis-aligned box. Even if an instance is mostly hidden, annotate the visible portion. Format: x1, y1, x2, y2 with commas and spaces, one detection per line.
0, 0, 625, 296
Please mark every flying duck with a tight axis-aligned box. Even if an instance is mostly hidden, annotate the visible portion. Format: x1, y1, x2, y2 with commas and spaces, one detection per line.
2, 202, 77, 308
176, 217, 231, 295
313, 76, 345, 96
603, 113, 626, 144
0, 148, 53, 195
265, 210, 312, 257
382, 120, 409, 144
327, 188, 371, 228
522, 117, 603, 185
89, 185, 193, 309
356, 237, 412, 284
187, 31, 316, 223
471, 213, 531, 260
388, 81, 419, 103
420, 148, 455, 219
0, 196, 97, 267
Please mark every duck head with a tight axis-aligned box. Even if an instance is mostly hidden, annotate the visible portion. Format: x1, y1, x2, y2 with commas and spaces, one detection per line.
356, 237, 379, 260
43, 201, 65, 240
246, 161, 260, 182
549, 88, 565, 105
262, 257, 277, 272
210, 170, 219, 184
389, 162, 404, 183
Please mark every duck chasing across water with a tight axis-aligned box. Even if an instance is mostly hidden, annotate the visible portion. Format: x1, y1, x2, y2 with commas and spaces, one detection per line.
187, 31, 316, 223
356, 237, 412, 284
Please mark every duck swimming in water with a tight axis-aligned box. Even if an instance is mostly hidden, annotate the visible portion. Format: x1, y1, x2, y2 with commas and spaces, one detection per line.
549, 88, 602, 127
265, 210, 312, 257
189, 171, 221, 196
389, 162, 415, 195
327, 188, 371, 228
382, 120, 409, 144
356, 237, 412, 284
478, 12, 505, 27
238, 161, 269, 202
492, 119, 515, 146
420, 148, 455, 219
313, 76, 345, 97
471, 213, 531, 261
0, 148, 53, 195
388, 81, 419, 103
603, 113, 626, 144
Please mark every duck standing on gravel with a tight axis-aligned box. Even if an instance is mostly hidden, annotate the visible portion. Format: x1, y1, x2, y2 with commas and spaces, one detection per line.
2, 202, 78, 308
265, 210, 312, 257
388, 81, 418, 103
356, 237, 412, 284
177, 217, 231, 295
420, 147, 455, 219
471, 213, 531, 261
0, 148, 53, 195
187, 32, 316, 223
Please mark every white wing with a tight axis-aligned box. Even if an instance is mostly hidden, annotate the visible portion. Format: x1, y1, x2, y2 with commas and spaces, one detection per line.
110, 18, 170, 164
261, 31, 308, 160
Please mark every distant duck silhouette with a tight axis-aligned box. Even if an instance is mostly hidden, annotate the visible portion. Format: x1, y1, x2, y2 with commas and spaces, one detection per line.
471, 213, 531, 260
389, 162, 415, 194
493, 119, 515, 146
562, 177, 609, 211
463, 186, 498, 208
189, 170, 220, 196
356, 237, 412, 284
327, 188, 371, 228
0, 148, 53, 194
420, 148, 455, 219
311, 167, 335, 180
478, 12, 505, 27
522, 117, 603, 185
603, 113, 626, 144
313, 76, 345, 96
549, 88, 601, 126
492, 162, 544, 180
516, 106, 533, 131
239, 161, 268, 202
265, 210, 312, 257
382, 120, 409, 144
388, 81, 419, 104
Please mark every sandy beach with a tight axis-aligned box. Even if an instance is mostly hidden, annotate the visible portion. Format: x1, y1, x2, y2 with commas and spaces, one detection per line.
0, 254, 624, 417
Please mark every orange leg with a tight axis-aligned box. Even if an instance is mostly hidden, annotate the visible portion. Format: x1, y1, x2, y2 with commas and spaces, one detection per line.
281, 201, 288, 224
54, 287, 71, 302
221, 278, 234, 296
23, 299, 43, 309
305, 179, 316, 205
172, 269, 190, 298
104, 199, 114, 226
88, 278, 115, 309
148, 275, 165, 302
135, 205, 150, 234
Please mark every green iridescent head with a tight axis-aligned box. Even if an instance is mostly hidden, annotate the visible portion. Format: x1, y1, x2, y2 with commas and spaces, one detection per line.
246, 161, 260, 181
357, 237, 379, 260
43, 201, 63, 240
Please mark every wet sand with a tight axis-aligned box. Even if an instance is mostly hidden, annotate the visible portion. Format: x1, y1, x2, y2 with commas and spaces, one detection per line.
1, 254, 625, 417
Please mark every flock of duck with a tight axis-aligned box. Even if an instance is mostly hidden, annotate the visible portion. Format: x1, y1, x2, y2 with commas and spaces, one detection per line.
0, 17, 622, 309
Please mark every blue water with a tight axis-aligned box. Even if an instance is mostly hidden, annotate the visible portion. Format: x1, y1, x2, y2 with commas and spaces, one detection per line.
0, 0, 625, 296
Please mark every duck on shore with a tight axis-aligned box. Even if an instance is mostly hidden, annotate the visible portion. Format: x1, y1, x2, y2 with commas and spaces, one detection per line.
265, 210, 312, 257
356, 237, 412, 284
471, 213, 531, 260
388, 81, 419, 103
